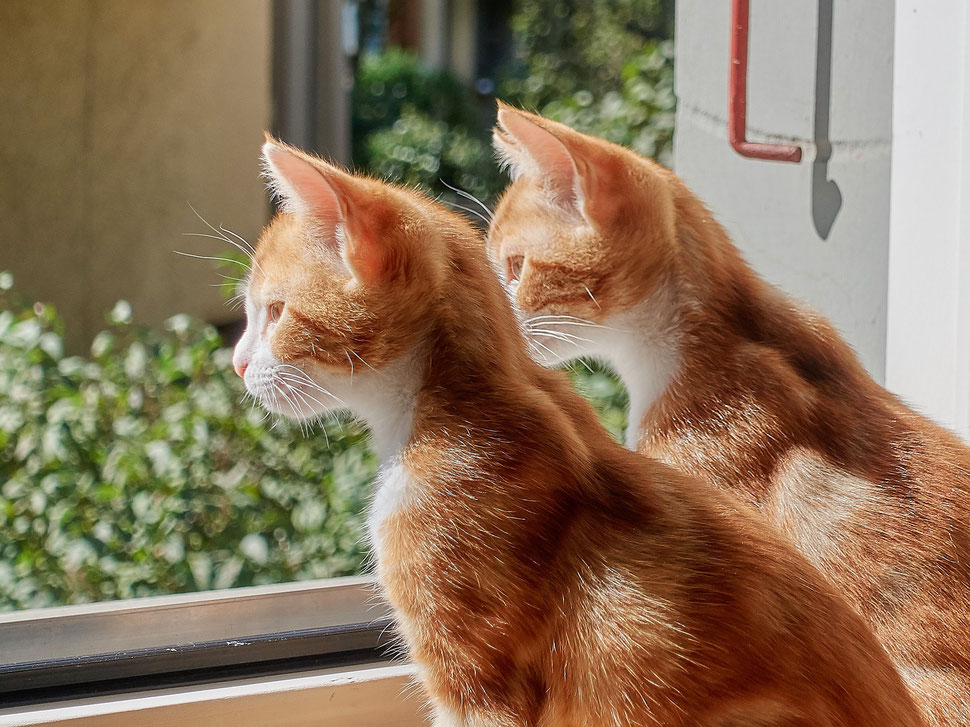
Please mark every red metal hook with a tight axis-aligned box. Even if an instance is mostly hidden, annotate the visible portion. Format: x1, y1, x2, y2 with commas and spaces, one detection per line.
729, 0, 803, 163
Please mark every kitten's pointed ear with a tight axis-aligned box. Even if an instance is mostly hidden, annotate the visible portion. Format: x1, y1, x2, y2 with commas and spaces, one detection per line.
261, 135, 343, 227
493, 104, 584, 216
261, 137, 390, 284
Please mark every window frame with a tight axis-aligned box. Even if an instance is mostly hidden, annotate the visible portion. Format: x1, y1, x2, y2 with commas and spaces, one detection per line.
0, 662, 423, 727
0, 576, 402, 709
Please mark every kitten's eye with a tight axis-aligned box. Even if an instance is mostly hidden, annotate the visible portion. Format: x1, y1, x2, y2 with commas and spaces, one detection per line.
267, 302, 284, 323
507, 255, 524, 283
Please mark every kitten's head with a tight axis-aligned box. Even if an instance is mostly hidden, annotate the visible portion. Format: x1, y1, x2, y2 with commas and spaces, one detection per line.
487, 104, 678, 365
233, 137, 447, 420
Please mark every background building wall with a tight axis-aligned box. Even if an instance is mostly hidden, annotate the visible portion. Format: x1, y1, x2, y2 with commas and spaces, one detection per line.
674, 0, 894, 382
0, 0, 272, 350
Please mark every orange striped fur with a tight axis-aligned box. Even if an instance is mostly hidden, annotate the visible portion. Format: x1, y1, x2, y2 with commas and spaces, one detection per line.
487, 104, 970, 725
233, 138, 925, 726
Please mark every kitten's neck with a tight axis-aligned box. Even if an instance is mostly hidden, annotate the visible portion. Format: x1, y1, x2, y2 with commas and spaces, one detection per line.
603, 192, 764, 447
346, 225, 543, 465
344, 308, 529, 464
339, 350, 424, 463
594, 283, 684, 450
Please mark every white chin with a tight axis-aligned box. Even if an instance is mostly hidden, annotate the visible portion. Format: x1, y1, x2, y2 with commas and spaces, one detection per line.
246, 380, 331, 421
260, 395, 318, 420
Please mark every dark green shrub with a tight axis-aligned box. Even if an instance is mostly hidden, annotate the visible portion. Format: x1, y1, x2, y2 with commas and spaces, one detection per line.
352, 2, 675, 203
5, 2, 680, 609
352, 48, 504, 209
352, 48, 480, 168
501, 1, 676, 165
0, 279, 373, 611
501, 0, 673, 109
364, 107, 504, 209
538, 40, 675, 165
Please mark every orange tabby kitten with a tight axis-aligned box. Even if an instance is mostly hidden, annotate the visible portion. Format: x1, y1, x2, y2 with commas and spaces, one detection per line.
233, 137, 924, 726
487, 104, 970, 726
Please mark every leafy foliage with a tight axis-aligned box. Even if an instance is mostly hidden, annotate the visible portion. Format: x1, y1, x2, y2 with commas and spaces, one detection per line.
352, 47, 480, 165
364, 107, 504, 209
535, 40, 675, 166
0, 282, 373, 611
353, 1, 675, 202
568, 361, 628, 444
352, 48, 503, 204
3, 0, 672, 611
501, 0, 673, 110
501, 1, 675, 166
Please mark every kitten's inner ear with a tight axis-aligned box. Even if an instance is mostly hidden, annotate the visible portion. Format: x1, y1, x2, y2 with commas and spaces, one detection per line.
262, 141, 342, 229
261, 140, 386, 283
495, 108, 584, 217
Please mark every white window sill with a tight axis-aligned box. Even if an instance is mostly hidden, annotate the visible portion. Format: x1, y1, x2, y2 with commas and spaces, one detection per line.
0, 662, 426, 727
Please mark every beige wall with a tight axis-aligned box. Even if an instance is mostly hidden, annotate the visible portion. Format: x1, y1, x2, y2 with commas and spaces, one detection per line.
0, 0, 272, 350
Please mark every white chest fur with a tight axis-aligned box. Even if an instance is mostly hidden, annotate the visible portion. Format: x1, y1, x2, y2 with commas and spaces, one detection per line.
367, 459, 419, 554
602, 296, 682, 451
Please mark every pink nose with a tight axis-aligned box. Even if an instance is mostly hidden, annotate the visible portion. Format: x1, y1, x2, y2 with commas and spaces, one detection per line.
234, 362, 248, 378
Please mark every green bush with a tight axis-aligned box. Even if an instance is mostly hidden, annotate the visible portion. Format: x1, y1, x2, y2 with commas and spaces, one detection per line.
352, 47, 480, 159
352, 2, 675, 203
4, 1, 673, 611
568, 361, 628, 444
364, 107, 504, 209
501, 0, 673, 110
352, 48, 504, 210
501, 1, 676, 165
536, 40, 675, 166
0, 280, 373, 611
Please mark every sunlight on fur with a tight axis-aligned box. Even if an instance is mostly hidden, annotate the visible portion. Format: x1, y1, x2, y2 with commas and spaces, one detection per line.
487, 105, 970, 726
230, 136, 924, 726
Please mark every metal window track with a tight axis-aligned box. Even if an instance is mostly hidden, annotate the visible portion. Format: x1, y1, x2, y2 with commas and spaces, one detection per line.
0, 619, 398, 706
0, 577, 400, 707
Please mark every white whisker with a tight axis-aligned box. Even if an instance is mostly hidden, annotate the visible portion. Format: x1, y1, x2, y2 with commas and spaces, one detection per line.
526, 339, 545, 360
529, 331, 594, 372
181, 233, 261, 276
174, 250, 251, 270
528, 314, 629, 333
216, 273, 248, 283
349, 350, 378, 373
530, 337, 559, 362
345, 351, 355, 381
439, 178, 493, 219
277, 373, 340, 410
285, 384, 331, 447
530, 327, 594, 345
186, 203, 266, 277
187, 203, 248, 252
218, 223, 258, 257
442, 199, 491, 226
573, 357, 595, 374
274, 382, 309, 436
276, 365, 347, 407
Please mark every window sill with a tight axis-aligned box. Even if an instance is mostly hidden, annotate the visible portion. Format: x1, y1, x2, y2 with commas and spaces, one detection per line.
0, 662, 426, 727
0, 576, 397, 703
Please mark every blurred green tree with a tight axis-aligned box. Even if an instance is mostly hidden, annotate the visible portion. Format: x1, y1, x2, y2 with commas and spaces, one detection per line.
0, 280, 372, 610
